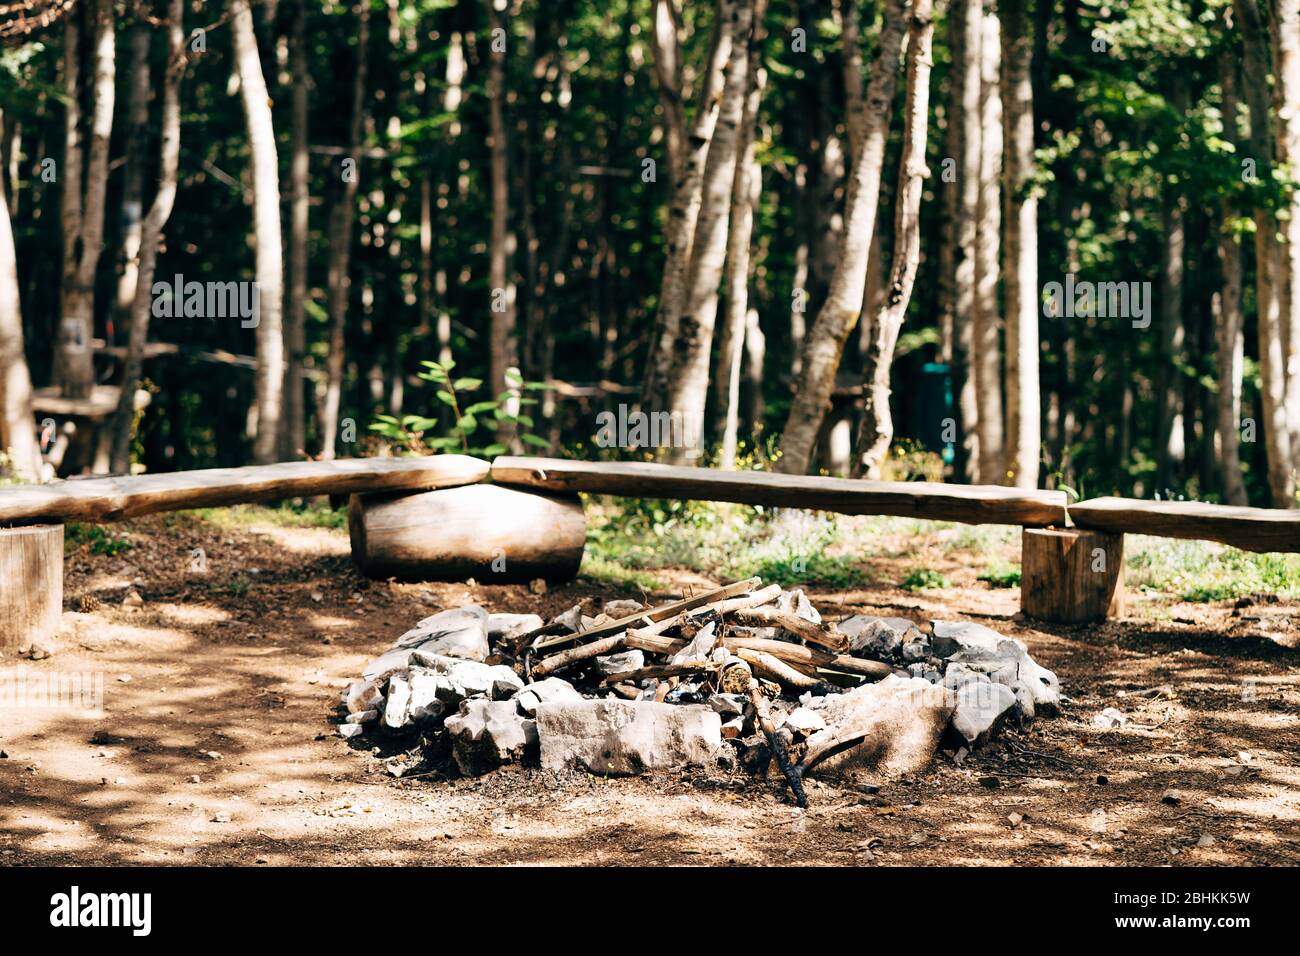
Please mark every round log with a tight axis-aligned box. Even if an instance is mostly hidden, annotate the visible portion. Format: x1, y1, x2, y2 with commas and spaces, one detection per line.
349, 484, 585, 582
0, 523, 63, 653
1021, 527, 1125, 625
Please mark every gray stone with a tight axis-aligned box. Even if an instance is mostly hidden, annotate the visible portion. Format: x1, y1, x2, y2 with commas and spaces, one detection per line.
445, 700, 538, 776
338, 722, 365, 739
782, 707, 828, 737
776, 588, 821, 624
487, 612, 543, 644
950, 680, 1017, 746
901, 635, 932, 662
593, 650, 645, 678
839, 616, 920, 658
708, 693, 747, 718
535, 700, 723, 775
670, 621, 718, 664
408, 654, 524, 703
803, 675, 956, 779
930, 620, 1060, 718
396, 605, 490, 661
342, 679, 384, 713
550, 605, 585, 633
602, 599, 646, 619
345, 708, 379, 724
513, 676, 584, 717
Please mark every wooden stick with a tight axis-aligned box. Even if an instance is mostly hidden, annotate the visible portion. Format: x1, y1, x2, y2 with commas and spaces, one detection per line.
531, 634, 626, 677
737, 648, 823, 691
722, 637, 890, 678
623, 632, 687, 656
732, 607, 849, 653
532, 577, 762, 652
597, 662, 716, 686
747, 681, 808, 809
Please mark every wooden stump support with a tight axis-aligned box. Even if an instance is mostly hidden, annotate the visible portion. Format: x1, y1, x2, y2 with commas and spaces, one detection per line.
0, 523, 64, 653
349, 483, 586, 583
1021, 527, 1125, 625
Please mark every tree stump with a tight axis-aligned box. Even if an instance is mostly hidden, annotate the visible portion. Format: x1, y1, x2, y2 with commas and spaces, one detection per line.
1021, 527, 1124, 625
349, 484, 585, 582
0, 524, 64, 653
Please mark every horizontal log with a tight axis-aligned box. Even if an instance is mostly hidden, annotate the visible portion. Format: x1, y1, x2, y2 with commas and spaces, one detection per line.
350, 483, 585, 582
0, 455, 489, 525
491, 457, 1067, 527
1070, 497, 1300, 553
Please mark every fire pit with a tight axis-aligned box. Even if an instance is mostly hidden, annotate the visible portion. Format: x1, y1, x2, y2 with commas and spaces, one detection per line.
337, 579, 1061, 806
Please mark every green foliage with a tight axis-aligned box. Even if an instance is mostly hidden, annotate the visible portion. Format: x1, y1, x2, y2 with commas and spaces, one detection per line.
899, 568, 950, 591
1125, 535, 1300, 602
370, 358, 550, 457
65, 525, 134, 557
977, 561, 1022, 589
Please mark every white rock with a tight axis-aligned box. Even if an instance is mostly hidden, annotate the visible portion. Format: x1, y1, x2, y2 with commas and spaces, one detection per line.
930, 620, 1060, 718
395, 605, 490, 661
839, 616, 920, 658
602, 599, 646, 619
550, 605, 585, 633
361, 647, 415, 683
445, 700, 538, 776
345, 708, 379, 724
782, 707, 828, 737
593, 650, 645, 678
950, 680, 1017, 746
408, 655, 524, 705
342, 679, 383, 713
487, 612, 543, 643
514, 677, 584, 717
535, 700, 722, 775
383, 675, 413, 729
776, 589, 821, 624
803, 675, 957, 779
670, 621, 718, 664
338, 723, 365, 739
1092, 707, 1128, 729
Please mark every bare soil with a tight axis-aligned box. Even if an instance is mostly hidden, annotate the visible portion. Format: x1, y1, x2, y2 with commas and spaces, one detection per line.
2, 511, 1298, 866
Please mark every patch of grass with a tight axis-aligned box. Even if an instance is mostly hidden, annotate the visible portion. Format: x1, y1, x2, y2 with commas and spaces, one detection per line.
183, 501, 347, 530
577, 553, 665, 591
1125, 535, 1300, 602
899, 567, 950, 591
740, 553, 868, 588
65, 524, 134, 557
977, 560, 1022, 588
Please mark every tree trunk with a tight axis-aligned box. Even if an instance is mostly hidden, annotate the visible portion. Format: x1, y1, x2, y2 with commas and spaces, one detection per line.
1275, 0, 1300, 463
951, 0, 983, 481
775, 0, 909, 475
1237, 0, 1296, 506
57, 0, 115, 401
973, 4, 1004, 483
643, 0, 737, 408
485, 0, 519, 447
716, 151, 762, 469
318, 0, 369, 460
282, 0, 310, 461
651, 0, 687, 185
1217, 55, 1249, 506
663, 0, 756, 464
854, 0, 935, 477
0, 133, 42, 480
999, 0, 1040, 489
113, 22, 152, 346
108, 0, 186, 475
231, 0, 285, 464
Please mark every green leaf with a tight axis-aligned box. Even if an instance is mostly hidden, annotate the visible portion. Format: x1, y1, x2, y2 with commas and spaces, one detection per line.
464, 400, 498, 415
481, 443, 508, 457
436, 390, 457, 406
428, 436, 461, 450
456, 415, 478, 431
520, 434, 550, 448
453, 377, 483, 390
515, 414, 534, 428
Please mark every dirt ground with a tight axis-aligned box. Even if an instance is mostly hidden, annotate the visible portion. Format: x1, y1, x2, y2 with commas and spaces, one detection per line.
2, 510, 1298, 867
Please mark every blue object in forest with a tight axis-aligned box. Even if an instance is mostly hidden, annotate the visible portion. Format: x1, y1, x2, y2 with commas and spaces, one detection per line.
918, 362, 955, 464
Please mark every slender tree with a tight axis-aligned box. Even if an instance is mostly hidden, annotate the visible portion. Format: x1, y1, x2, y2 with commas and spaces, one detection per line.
282, 0, 310, 460
855, 0, 936, 477
0, 113, 41, 479
776, 0, 909, 475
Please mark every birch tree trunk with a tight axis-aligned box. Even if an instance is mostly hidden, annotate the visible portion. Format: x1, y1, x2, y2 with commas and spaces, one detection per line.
642, 0, 737, 408
57, 0, 115, 401
0, 126, 41, 480
1274, 0, 1300, 463
1155, 159, 1187, 493
854, 0, 935, 478
651, 0, 687, 186
951, 0, 984, 480
113, 22, 151, 344
282, 0, 310, 461
999, 0, 1040, 489
973, 27, 1006, 492
663, 0, 756, 464
1237, 0, 1296, 506
109, 0, 186, 474
485, 0, 519, 447
318, 0, 369, 459
775, 0, 909, 475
